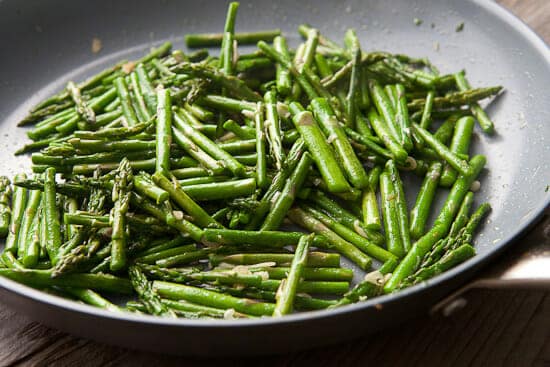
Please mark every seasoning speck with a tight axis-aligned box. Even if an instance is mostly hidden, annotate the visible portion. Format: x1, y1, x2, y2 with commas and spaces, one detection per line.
91, 37, 102, 54
455, 22, 465, 32
122, 61, 136, 74
414, 18, 423, 26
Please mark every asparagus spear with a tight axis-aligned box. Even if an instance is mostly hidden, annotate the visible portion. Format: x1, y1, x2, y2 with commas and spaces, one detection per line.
385, 160, 412, 253
153, 281, 275, 316
186, 30, 281, 47
114, 77, 139, 126
274, 233, 310, 316
289, 103, 350, 193
0, 177, 12, 238
64, 288, 121, 312
439, 116, 475, 187
155, 87, 173, 176
454, 71, 496, 134
261, 152, 313, 230
67, 81, 96, 125
409, 162, 443, 239
128, 266, 176, 317
273, 36, 292, 95
152, 171, 221, 228
16, 188, 41, 259
287, 207, 372, 271
384, 155, 486, 292
264, 90, 285, 170
109, 159, 133, 271
310, 98, 369, 189
0, 268, 133, 294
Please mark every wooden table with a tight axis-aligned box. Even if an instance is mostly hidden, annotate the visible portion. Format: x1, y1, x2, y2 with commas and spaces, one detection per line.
1, 1, 549, 366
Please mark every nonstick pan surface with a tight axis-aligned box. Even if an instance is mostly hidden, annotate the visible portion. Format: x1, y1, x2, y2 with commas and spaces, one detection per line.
0, 0, 548, 356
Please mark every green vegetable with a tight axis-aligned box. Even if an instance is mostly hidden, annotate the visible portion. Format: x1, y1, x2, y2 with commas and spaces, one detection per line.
1, 7, 498, 319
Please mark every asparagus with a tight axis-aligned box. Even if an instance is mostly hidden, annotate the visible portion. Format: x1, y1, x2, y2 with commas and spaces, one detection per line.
136, 263, 263, 287
250, 266, 352, 282
300, 205, 395, 263
174, 109, 246, 177
407, 86, 502, 111
136, 64, 157, 113
385, 160, 412, 253
22, 202, 41, 268
409, 162, 442, 239
272, 233, 307, 315
67, 81, 95, 125
134, 244, 197, 264
186, 29, 281, 47
155, 87, 173, 176
152, 172, 221, 228
72, 119, 151, 140
310, 98, 369, 189
454, 71, 496, 134
245, 138, 306, 229
223, 119, 255, 140
114, 77, 139, 126
109, 159, 133, 271
155, 248, 213, 268
369, 79, 403, 145
440, 116, 475, 187
133, 173, 169, 204
261, 152, 313, 230
273, 36, 292, 95
308, 190, 385, 246
0, 10, 501, 319
419, 90, 435, 129
179, 178, 256, 201
368, 109, 408, 164
153, 281, 275, 316
130, 192, 204, 243
0, 268, 132, 294
209, 251, 340, 268
171, 62, 260, 102
171, 125, 225, 174
264, 90, 285, 170
16, 188, 41, 259
362, 167, 382, 231
129, 72, 153, 121
287, 207, 372, 270
128, 266, 176, 317
412, 123, 471, 175
344, 29, 360, 127
254, 103, 268, 189
202, 228, 318, 249
0, 177, 12, 238
64, 288, 121, 312
257, 41, 319, 100
290, 103, 350, 193
379, 171, 404, 258
384, 155, 486, 292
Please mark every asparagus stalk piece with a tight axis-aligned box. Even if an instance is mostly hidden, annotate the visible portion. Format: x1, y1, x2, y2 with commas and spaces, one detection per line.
0, 177, 12, 238
153, 281, 275, 316
273, 234, 313, 316
109, 159, 133, 271
129, 266, 176, 317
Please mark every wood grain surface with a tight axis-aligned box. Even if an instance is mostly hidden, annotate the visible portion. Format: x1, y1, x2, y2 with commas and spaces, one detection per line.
0, 1, 549, 366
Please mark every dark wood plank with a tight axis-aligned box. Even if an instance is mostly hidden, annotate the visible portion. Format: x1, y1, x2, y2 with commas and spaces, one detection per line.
0, 1, 548, 366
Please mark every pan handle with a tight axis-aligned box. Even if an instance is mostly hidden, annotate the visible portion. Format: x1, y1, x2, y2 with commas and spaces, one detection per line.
431, 212, 550, 316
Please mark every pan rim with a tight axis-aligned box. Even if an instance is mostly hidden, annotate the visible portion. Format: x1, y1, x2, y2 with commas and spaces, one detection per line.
0, 0, 549, 329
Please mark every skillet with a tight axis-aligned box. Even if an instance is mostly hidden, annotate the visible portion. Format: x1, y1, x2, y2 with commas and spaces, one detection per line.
0, 0, 548, 355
